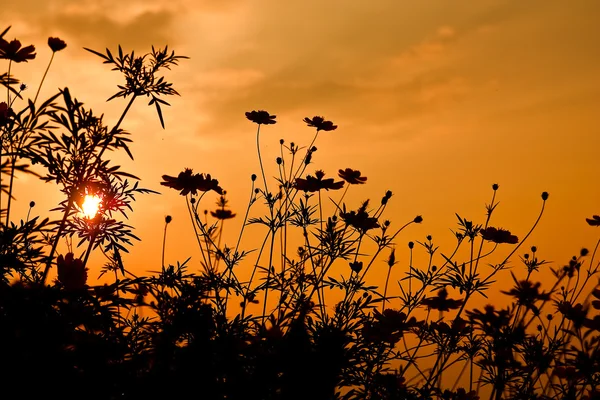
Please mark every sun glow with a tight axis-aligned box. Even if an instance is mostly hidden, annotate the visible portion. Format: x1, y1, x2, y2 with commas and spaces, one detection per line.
80, 194, 102, 219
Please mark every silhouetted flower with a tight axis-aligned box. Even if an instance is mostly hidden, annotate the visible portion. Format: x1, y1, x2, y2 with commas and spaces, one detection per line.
245, 110, 276, 125
586, 215, 600, 226
363, 309, 420, 344
161, 169, 224, 196
421, 287, 464, 312
557, 301, 588, 329
47, 37, 67, 52
349, 261, 363, 273
56, 253, 88, 290
340, 201, 379, 233
294, 170, 344, 192
501, 277, 550, 313
303, 116, 337, 131
467, 304, 511, 335
0, 102, 13, 125
133, 283, 149, 304
480, 227, 518, 244
0, 38, 36, 62
210, 209, 236, 220
338, 168, 367, 184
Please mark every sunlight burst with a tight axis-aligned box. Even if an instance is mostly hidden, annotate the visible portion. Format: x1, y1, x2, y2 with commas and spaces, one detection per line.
80, 194, 102, 219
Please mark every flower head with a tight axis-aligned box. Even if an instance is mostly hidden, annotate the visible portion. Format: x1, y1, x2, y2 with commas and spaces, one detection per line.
245, 110, 276, 125
340, 201, 379, 233
338, 168, 367, 185
0, 102, 14, 126
303, 116, 337, 131
501, 275, 550, 313
480, 227, 518, 244
48, 37, 67, 52
210, 209, 236, 220
421, 287, 464, 312
586, 215, 600, 227
161, 169, 224, 196
56, 253, 88, 290
0, 38, 36, 62
294, 170, 344, 192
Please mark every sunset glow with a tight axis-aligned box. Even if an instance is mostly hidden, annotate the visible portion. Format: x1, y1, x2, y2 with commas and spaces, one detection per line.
79, 194, 102, 219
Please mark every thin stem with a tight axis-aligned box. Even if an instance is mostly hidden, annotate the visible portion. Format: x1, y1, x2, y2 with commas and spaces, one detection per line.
255, 124, 269, 195
382, 265, 392, 312
161, 220, 169, 267
34, 52, 55, 105
186, 196, 210, 270
261, 229, 276, 325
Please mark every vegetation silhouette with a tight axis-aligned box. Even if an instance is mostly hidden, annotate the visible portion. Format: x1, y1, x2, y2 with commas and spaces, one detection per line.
1, 26, 600, 400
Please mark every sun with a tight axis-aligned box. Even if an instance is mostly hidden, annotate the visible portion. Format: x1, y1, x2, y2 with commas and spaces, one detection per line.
80, 194, 102, 219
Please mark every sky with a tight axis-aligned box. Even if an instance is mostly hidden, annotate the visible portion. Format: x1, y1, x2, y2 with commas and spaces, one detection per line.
2, 0, 600, 297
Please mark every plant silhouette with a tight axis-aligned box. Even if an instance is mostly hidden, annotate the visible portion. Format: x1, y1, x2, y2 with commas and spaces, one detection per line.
1, 25, 600, 400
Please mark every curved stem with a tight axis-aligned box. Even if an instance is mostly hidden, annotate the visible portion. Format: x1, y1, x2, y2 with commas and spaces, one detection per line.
255, 125, 269, 195
34, 52, 55, 105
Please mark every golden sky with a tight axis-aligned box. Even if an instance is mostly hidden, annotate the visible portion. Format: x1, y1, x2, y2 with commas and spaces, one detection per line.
2, 1, 600, 290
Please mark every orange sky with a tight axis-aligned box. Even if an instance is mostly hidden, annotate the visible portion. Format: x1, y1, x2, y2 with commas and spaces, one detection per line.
2, 1, 600, 296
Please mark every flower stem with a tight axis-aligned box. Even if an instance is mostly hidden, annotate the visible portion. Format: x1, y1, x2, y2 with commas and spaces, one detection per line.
33, 52, 55, 105
255, 124, 269, 195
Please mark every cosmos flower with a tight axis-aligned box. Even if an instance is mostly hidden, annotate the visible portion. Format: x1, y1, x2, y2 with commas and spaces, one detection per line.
421, 287, 464, 312
56, 253, 88, 290
501, 277, 551, 313
480, 227, 518, 244
161, 169, 224, 196
294, 170, 344, 192
303, 116, 337, 132
245, 110, 276, 125
210, 209, 236, 220
0, 102, 13, 126
586, 215, 600, 226
47, 37, 67, 52
338, 168, 367, 185
0, 38, 36, 62
340, 201, 379, 233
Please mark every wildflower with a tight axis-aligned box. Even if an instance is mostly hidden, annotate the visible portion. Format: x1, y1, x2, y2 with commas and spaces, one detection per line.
245, 110, 276, 125
0, 38, 36, 62
557, 301, 588, 329
349, 261, 363, 273
47, 37, 67, 52
161, 169, 224, 196
340, 201, 379, 233
56, 253, 88, 290
363, 309, 420, 344
592, 287, 600, 310
421, 287, 463, 312
294, 170, 344, 192
586, 215, 600, 226
338, 168, 367, 184
165, 215, 172, 224
0, 102, 13, 126
501, 276, 550, 314
210, 209, 236, 220
133, 283, 149, 304
480, 226, 518, 244
303, 116, 337, 131
467, 304, 511, 335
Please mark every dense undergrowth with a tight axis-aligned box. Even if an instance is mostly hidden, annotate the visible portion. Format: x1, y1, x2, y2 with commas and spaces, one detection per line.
1, 27, 600, 400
